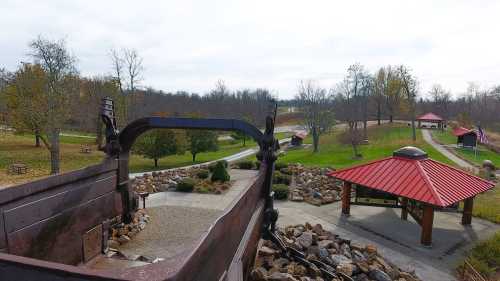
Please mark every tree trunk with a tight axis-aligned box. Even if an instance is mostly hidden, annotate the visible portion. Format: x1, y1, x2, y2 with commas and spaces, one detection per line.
49, 128, 60, 174
154, 158, 158, 167
377, 103, 381, 125
35, 129, 41, 147
363, 120, 367, 141
389, 114, 393, 123
192, 153, 196, 162
312, 127, 319, 153
243, 136, 246, 147
96, 120, 103, 146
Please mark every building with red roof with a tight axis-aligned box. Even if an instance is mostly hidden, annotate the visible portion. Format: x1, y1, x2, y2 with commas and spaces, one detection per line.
452, 127, 477, 147
291, 131, 308, 146
417, 112, 445, 130
328, 146, 495, 246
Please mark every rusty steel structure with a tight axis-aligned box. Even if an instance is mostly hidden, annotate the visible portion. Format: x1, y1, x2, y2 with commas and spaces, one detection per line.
0, 97, 280, 281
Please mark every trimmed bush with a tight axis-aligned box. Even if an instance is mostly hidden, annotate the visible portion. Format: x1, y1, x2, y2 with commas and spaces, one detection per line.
237, 160, 254, 169
275, 162, 288, 171
211, 161, 230, 182
272, 184, 289, 200
273, 171, 291, 185
208, 160, 228, 172
177, 178, 196, 192
196, 169, 209, 179
255, 161, 261, 170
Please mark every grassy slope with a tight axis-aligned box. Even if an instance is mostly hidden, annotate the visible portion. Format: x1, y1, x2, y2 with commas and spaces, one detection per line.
432, 129, 500, 167
274, 124, 455, 169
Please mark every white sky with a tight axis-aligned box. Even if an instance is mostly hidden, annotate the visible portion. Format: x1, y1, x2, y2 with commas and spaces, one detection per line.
1, 0, 500, 99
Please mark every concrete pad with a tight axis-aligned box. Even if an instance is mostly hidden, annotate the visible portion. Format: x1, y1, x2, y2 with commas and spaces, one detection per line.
275, 201, 500, 281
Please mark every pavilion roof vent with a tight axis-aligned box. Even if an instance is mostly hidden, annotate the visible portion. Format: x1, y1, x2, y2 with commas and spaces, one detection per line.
393, 146, 428, 160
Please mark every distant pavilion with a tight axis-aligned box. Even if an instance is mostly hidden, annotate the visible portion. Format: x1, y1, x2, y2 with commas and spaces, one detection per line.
417, 113, 444, 130
328, 146, 495, 246
452, 127, 477, 148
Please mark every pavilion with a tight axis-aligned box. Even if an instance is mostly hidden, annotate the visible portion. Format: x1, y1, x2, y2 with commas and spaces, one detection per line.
417, 112, 444, 130
452, 127, 477, 148
328, 146, 495, 246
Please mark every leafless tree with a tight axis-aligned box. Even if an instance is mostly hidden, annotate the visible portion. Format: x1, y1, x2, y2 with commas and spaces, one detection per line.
29, 36, 78, 174
399, 65, 418, 140
296, 80, 335, 152
341, 63, 367, 158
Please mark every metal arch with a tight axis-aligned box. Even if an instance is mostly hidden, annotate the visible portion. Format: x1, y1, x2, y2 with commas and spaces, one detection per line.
117, 117, 265, 153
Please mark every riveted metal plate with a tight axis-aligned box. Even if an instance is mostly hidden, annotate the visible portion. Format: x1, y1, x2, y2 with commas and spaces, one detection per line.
83, 224, 103, 262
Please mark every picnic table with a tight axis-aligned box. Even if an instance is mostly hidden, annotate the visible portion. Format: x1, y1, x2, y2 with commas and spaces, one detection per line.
80, 145, 92, 154
8, 163, 28, 175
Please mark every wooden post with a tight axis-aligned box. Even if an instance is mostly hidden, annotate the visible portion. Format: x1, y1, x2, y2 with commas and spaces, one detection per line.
421, 205, 434, 246
462, 197, 474, 225
342, 182, 351, 216
401, 198, 408, 220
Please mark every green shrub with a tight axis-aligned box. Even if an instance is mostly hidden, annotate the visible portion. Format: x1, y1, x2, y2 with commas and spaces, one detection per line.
219, 160, 228, 168
272, 184, 289, 200
177, 178, 196, 192
196, 169, 209, 179
275, 162, 288, 170
273, 171, 291, 185
237, 161, 254, 169
211, 161, 230, 182
208, 163, 217, 173
208, 160, 228, 172
255, 161, 261, 170
457, 231, 500, 278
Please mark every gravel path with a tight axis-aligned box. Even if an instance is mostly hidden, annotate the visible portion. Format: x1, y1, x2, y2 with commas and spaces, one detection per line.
421, 129, 478, 172
118, 206, 221, 260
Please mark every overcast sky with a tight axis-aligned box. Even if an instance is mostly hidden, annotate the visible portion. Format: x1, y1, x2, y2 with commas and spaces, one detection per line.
1, 0, 499, 99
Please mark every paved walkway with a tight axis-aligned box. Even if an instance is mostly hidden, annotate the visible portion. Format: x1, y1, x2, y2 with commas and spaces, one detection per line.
421, 129, 478, 172
276, 201, 499, 281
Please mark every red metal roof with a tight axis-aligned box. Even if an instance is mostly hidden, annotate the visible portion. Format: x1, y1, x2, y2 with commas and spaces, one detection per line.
417, 112, 443, 121
452, 127, 476, 137
328, 153, 495, 207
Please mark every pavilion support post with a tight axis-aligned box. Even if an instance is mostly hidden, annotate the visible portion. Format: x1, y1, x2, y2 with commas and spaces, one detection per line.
462, 197, 474, 225
342, 182, 351, 216
421, 205, 434, 246
400, 198, 408, 220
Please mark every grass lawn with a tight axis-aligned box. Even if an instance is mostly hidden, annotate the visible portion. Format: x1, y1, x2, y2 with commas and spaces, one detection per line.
269, 124, 456, 169
433, 129, 500, 167
472, 185, 500, 224
0, 131, 292, 186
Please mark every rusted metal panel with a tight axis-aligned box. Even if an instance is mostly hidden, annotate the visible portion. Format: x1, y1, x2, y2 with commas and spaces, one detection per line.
0, 160, 117, 206
83, 224, 103, 263
3, 174, 116, 233
7, 192, 120, 265
0, 209, 5, 249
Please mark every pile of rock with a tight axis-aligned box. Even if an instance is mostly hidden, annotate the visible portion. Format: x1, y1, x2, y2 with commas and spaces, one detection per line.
251, 223, 420, 281
107, 209, 150, 249
132, 169, 195, 193
284, 164, 342, 206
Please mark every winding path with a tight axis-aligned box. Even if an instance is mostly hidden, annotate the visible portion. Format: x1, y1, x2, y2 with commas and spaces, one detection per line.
421, 129, 478, 172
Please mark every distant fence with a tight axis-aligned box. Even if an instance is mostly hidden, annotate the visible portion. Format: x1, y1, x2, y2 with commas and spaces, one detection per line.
457, 260, 487, 281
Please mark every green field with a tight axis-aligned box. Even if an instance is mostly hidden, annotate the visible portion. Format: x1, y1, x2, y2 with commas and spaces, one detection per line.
0, 131, 292, 186
269, 124, 456, 169
432, 130, 500, 167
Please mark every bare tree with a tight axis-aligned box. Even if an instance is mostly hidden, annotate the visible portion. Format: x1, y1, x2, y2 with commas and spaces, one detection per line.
29, 36, 78, 174
382, 66, 402, 123
341, 63, 366, 158
296, 80, 335, 152
373, 68, 386, 125
399, 65, 418, 140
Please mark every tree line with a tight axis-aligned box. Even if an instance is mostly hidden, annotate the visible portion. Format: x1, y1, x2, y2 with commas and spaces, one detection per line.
295, 63, 500, 157
0, 36, 275, 174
